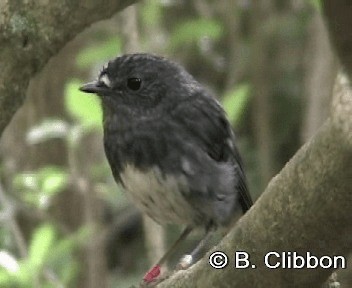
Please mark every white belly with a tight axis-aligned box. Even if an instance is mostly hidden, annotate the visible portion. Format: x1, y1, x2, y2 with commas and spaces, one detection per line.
120, 164, 196, 225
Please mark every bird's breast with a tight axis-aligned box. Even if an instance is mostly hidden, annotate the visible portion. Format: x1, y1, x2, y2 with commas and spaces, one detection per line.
120, 164, 200, 225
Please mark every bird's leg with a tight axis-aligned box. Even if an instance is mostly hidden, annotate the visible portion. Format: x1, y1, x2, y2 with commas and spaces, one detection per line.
177, 225, 215, 270
143, 226, 193, 283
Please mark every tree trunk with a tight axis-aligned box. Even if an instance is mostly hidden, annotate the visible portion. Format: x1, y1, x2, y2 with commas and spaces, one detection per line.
301, 11, 338, 142
0, 0, 137, 137
250, 0, 276, 187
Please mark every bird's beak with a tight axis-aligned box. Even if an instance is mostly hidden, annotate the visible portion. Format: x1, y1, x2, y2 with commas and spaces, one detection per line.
79, 81, 108, 94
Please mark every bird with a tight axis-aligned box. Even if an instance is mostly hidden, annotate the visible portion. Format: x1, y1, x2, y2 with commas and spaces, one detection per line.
79, 53, 253, 283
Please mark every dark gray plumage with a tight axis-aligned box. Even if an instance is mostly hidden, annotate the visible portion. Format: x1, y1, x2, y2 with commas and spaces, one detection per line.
80, 53, 252, 281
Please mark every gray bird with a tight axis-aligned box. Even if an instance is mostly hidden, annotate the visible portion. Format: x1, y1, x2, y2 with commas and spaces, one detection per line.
80, 53, 252, 283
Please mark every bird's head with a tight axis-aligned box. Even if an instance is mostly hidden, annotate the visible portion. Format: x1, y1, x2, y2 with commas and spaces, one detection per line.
79, 53, 199, 112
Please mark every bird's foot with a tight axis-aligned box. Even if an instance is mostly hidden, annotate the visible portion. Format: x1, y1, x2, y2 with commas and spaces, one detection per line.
140, 266, 173, 287
143, 265, 161, 284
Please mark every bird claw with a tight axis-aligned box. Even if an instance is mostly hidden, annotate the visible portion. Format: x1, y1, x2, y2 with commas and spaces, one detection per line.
176, 254, 193, 270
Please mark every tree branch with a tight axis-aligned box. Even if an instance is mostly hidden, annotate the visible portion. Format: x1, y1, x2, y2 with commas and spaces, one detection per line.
0, 0, 137, 136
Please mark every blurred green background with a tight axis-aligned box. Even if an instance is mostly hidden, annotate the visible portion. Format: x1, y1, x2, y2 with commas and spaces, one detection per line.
0, 0, 338, 287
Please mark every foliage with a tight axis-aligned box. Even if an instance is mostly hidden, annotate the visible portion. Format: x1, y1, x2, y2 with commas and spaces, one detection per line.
25, 79, 103, 148
20, 81, 103, 209
65, 79, 103, 130
169, 18, 223, 50
0, 225, 88, 287
13, 166, 68, 209
1, 74, 104, 287
76, 37, 122, 68
222, 84, 251, 126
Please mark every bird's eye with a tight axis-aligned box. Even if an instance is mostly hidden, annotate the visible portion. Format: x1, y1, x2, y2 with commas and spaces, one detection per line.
127, 78, 142, 91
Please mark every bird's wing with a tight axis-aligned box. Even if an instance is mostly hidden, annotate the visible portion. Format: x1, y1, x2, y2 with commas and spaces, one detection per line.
229, 136, 253, 212
172, 91, 253, 213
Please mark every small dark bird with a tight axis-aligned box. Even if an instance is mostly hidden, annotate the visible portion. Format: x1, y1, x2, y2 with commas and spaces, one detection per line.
80, 53, 252, 283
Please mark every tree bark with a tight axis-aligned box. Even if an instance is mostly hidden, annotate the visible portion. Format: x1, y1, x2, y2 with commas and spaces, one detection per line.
301, 11, 338, 142
0, 0, 137, 137
250, 0, 276, 187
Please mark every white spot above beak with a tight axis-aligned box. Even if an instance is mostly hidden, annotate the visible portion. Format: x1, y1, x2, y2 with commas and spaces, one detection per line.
100, 74, 111, 87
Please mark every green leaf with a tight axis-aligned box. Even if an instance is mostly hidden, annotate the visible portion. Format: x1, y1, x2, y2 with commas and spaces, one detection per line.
48, 226, 91, 265
39, 166, 68, 195
46, 226, 91, 284
0, 269, 12, 287
14, 166, 68, 209
222, 84, 251, 126
13, 173, 38, 192
27, 225, 56, 270
169, 19, 223, 49
76, 37, 122, 68
41, 175, 66, 195
65, 79, 102, 129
